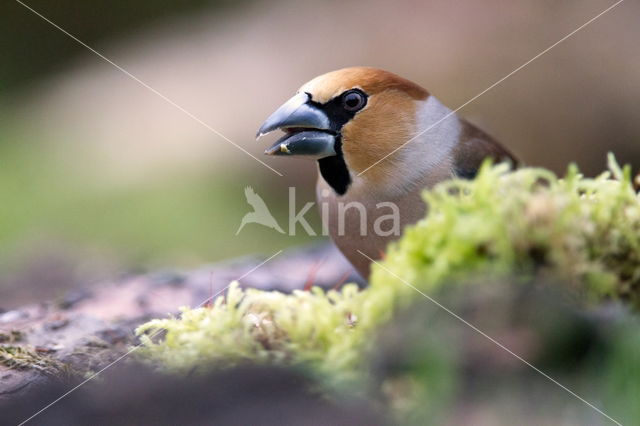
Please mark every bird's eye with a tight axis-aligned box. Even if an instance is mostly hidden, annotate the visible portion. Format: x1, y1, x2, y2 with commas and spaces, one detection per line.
342, 90, 366, 112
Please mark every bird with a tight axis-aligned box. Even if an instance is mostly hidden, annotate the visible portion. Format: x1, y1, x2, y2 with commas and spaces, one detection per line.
236, 186, 285, 235
257, 67, 517, 279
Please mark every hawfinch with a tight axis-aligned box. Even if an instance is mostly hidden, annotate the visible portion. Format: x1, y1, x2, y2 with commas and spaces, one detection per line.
257, 67, 517, 279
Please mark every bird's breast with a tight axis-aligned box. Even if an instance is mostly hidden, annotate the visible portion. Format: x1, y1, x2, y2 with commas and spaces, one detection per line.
316, 177, 428, 279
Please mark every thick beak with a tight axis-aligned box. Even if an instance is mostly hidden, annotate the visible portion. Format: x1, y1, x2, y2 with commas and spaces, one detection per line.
256, 92, 336, 159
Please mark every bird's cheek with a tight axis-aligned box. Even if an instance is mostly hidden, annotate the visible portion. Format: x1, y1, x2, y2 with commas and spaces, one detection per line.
340, 121, 399, 175
339, 127, 375, 175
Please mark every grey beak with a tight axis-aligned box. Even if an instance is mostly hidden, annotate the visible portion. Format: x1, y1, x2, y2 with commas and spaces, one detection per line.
257, 92, 336, 159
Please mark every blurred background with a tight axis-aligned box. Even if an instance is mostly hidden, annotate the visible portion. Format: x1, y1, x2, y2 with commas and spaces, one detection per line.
1, 0, 638, 307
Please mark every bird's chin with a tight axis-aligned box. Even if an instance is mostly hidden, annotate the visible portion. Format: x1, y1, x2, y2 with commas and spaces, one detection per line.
264, 128, 337, 159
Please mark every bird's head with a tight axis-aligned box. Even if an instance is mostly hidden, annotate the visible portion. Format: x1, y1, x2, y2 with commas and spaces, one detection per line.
257, 67, 455, 196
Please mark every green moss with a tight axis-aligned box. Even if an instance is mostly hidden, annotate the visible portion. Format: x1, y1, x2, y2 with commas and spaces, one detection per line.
376, 154, 640, 308
136, 156, 640, 388
0, 345, 70, 376
136, 282, 378, 387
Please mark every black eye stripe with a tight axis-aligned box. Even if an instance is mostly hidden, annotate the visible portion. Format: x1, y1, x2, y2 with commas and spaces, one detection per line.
307, 89, 367, 196
308, 89, 368, 133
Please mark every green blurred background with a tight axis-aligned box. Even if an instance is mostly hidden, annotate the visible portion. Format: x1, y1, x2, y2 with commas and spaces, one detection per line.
1, 0, 638, 306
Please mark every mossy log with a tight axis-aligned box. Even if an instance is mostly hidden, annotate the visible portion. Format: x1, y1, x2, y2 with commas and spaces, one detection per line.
0, 244, 359, 402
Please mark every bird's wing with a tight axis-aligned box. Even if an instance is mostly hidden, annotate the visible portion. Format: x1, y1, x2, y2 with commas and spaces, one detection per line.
244, 186, 269, 212
452, 119, 518, 179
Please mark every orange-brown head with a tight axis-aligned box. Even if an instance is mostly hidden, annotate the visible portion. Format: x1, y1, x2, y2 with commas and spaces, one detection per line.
257, 67, 506, 196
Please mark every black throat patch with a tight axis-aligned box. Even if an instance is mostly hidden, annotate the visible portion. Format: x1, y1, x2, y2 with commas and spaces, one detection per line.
318, 137, 351, 196
307, 92, 365, 196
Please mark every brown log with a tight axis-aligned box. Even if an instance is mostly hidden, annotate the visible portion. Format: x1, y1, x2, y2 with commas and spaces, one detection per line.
0, 244, 359, 402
